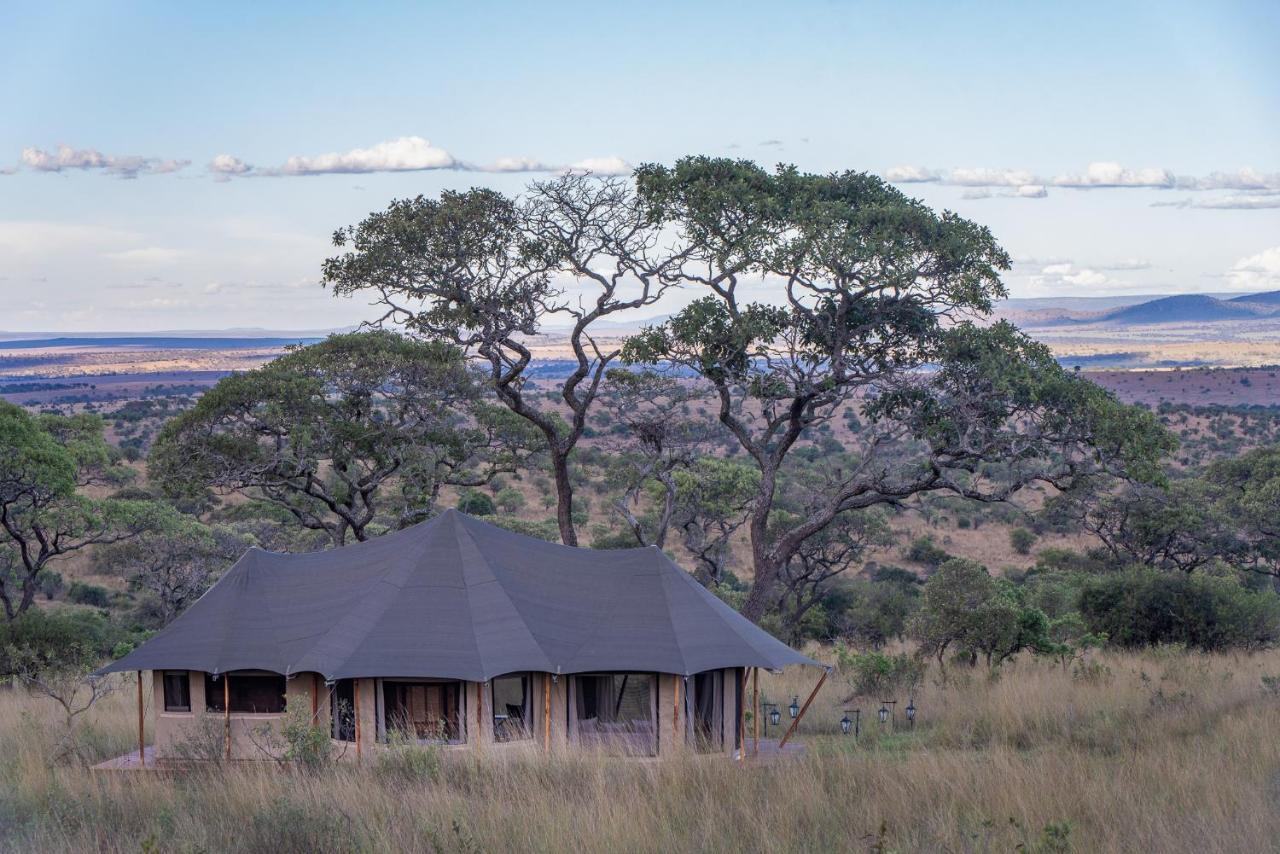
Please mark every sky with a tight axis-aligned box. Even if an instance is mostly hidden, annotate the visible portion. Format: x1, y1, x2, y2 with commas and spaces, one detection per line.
1, 0, 1278, 332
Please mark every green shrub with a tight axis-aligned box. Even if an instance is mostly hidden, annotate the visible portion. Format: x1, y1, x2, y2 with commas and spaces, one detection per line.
67, 582, 111, 608
495, 487, 525, 513
1079, 568, 1280, 651
835, 648, 926, 699
1010, 527, 1036, 555
456, 490, 496, 516
906, 536, 950, 568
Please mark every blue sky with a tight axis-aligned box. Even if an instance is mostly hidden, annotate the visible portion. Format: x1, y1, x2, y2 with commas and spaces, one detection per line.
2, 0, 1278, 331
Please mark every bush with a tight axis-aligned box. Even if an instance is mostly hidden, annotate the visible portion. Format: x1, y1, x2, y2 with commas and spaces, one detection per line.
495, 487, 525, 513
67, 582, 111, 608
1079, 568, 1280, 651
0, 608, 123, 676
836, 648, 926, 700
456, 490, 496, 516
1010, 527, 1036, 555
36, 569, 65, 600
906, 536, 950, 568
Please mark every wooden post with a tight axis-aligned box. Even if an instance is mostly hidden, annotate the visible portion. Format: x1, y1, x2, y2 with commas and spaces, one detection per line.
311, 674, 319, 721
477, 681, 484, 744
137, 671, 145, 767
223, 674, 231, 761
354, 679, 362, 763
672, 676, 680, 749
751, 667, 759, 757
543, 673, 551, 752
737, 669, 746, 763
778, 668, 829, 749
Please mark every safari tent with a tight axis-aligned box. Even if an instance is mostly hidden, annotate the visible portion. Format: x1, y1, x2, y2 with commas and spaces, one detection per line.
99, 509, 821, 765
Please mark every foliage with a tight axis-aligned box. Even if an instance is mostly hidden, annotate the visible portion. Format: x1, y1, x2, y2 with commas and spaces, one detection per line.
0, 607, 123, 677
150, 331, 531, 547
1079, 567, 1280, 651
0, 401, 175, 619
66, 582, 111, 608
835, 647, 926, 700
623, 156, 1174, 620
833, 571, 921, 647
907, 535, 951, 568
93, 519, 250, 625
323, 176, 679, 546
1009, 527, 1036, 556
457, 490, 496, 517
912, 558, 1055, 667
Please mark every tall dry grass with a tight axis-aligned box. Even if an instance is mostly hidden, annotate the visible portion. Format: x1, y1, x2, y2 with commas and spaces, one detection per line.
2, 647, 1279, 853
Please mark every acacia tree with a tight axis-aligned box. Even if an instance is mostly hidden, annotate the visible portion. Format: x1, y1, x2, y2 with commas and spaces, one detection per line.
150, 331, 532, 547
0, 403, 172, 620
598, 369, 717, 548
322, 175, 682, 545
94, 519, 250, 623
625, 158, 1174, 620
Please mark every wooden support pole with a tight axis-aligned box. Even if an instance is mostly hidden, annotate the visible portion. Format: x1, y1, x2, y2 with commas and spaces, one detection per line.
751, 667, 759, 758
543, 673, 551, 752
354, 679, 362, 763
737, 669, 746, 763
311, 674, 319, 721
777, 668, 829, 749
477, 681, 484, 744
223, 675, 231, 761
672, 675, 680, 748
137, 671, 145, 767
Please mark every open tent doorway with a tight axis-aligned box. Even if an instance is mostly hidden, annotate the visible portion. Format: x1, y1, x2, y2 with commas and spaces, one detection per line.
691, 670, 725, 752
571, 673, 656, 755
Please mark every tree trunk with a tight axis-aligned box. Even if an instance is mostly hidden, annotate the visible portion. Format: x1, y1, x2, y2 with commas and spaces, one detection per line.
550, 449, 578, 547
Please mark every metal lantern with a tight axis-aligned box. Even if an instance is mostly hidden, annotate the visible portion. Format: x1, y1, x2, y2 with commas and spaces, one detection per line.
789, 695, 800, 719
906, 700, 917, 727
840, 712, 852, 735
769, 704, 781, 726
878, 703, 889, 724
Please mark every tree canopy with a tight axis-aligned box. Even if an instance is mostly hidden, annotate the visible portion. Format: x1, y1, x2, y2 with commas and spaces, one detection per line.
0, 402, 173, 620
623, 157, 1174, 619
150, 331, 533, 546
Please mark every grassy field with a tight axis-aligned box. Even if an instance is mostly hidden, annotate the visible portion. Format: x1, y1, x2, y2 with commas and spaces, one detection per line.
2, 647, 1279, 853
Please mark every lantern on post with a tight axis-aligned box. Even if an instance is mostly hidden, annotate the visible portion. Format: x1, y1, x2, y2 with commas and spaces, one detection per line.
788, 695, 800, 719
840, 712, 852, 735
906, 699, 917, 728
769, 704, 781, 727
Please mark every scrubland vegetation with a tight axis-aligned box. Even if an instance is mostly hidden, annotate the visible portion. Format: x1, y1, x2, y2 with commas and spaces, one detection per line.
3, 646, 1279, 852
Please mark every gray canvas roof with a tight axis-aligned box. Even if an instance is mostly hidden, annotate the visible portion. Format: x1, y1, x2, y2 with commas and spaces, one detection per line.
101, 509, 818, 680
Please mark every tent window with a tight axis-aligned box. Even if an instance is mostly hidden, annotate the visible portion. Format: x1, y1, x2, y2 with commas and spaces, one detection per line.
381, 680, 462, 743
331, 679, 355, 742
573, 673, 655, 754
204, 672, 286, 714
491, 674, 531, 742
162, 671, 191, 712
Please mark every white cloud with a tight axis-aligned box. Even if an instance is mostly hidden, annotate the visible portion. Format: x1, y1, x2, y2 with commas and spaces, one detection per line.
950, 167, 1037, 187
1041, 263, 1075, 275
209, 154, 253, 180
566, 156, 632, 176
275, 136, 459, 176
884, 165, 939, 183
1152, 194, 1280, 210
1099, 258, 1152, 271
1176, 168, 1280, 191
1051, 161, 1175, 189
105, 247, 189, 264
488, 156, 555, 173
1062, 268, 1108, 287
1226, 246, 1280, 291
884, 162, 1278, 207
20, 144, 189, 178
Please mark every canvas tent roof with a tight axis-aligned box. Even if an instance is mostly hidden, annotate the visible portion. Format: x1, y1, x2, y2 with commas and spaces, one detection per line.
101, 509, 818, 681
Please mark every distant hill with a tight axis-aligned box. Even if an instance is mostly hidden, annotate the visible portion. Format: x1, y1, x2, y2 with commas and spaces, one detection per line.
1229, 290, 1280, 306
1096, 294, 1263, 324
